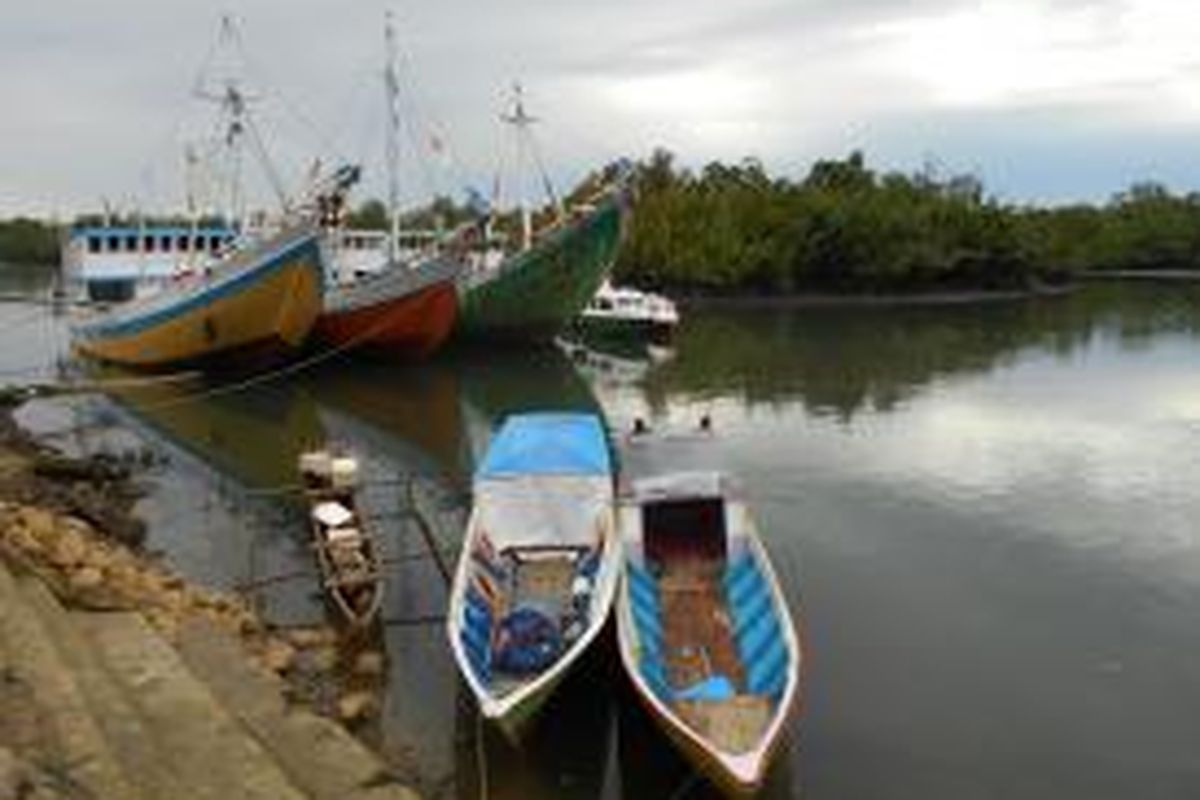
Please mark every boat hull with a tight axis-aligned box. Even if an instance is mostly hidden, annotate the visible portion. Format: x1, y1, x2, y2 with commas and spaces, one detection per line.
317, 280, 457, 358
316, 256, 459, 359
568, 314, 675, 343
456, 193, 626, 341
72, 229, 323, 371
447, 413, 620, 739
615, 481, 803, 797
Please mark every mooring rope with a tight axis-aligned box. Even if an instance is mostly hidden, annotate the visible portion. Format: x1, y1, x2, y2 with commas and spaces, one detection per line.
34, 283, 435, 441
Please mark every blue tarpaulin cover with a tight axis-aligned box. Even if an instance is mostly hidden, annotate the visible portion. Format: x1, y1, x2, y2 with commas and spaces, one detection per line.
477, 413, 611, 479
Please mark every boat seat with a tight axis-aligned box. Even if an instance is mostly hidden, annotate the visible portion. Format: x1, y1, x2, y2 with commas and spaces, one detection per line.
327, 526, 363, 545
724, 555, 789, 698
673, 673, 736, 702
461, 586, 493, 684
628, 560, 670, 699
313, 501, 354, 528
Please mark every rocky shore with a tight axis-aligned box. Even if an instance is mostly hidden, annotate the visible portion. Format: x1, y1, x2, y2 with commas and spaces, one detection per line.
0, 394, 403, 800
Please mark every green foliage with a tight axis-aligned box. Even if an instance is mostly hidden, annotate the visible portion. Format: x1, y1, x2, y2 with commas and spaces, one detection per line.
0, 218, 58, 265
346, 199, 388, 230
613, 150, 1200, 296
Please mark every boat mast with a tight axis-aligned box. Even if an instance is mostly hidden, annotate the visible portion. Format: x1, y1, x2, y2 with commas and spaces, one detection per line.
502, 83, 534, 251
501, 83, 561, 251
384, 12, 401, 264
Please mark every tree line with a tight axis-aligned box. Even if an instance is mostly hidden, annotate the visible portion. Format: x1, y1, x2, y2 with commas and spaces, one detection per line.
611, 149, 1200, 295
0, 218, 58, 265
8, 150, 1200, 292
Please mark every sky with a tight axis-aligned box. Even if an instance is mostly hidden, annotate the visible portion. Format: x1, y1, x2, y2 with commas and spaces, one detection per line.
6, 0, 1200, 216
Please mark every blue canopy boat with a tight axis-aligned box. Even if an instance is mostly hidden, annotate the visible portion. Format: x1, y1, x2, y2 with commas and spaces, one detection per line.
446, 412, 620, 739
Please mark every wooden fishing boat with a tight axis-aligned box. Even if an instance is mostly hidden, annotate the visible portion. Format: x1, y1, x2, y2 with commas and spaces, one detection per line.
71, 224, 325, 371
311, 16, 463, 360
454, 88, 629, 342
316, 253, 460, 358
615, 471, 802, 796
456, 187, 627, 341
299, 450, 384, 628
446, 412, 620, 739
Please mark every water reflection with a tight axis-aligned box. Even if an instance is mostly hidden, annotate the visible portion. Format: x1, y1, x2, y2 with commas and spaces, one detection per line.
0, 281, 1197, 799
645, 285, 1200, 420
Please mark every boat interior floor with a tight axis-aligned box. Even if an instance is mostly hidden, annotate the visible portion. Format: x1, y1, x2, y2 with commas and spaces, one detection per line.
511, 554, 576, 615
658, 556, 771, 752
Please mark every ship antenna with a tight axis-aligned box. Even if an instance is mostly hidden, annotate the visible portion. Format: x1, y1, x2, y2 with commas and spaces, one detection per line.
384, 11, 402, 265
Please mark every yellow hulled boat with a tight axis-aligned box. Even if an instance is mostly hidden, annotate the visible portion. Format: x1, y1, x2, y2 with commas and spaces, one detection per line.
71, 225, 324, 371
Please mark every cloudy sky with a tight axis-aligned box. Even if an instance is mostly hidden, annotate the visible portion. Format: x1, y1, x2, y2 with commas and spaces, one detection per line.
6, 0, 1200, 216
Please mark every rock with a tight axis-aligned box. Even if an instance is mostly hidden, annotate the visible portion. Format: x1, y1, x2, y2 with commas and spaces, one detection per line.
68, 566, 104, 591
310, 644, 339, 672
19, 507, 56, 541
336, 691, 375, 722
57, 515, 93, 538
8, 527, 40, 555
159, 589, 188, 616
285, 627, 327, 649
261, 639, 296, 674
48, 530, 86, 568
352, 651, 386, 678
234, 611, 262, 636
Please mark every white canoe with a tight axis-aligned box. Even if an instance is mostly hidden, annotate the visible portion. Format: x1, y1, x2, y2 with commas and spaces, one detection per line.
446, 412, 621, 739
615, 471, 803, 796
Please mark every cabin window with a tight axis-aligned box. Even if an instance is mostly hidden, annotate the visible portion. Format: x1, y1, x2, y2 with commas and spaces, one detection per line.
107, 236, 120, 253
87, 236, 101, 254
597, 298, 613, 311
209, 236, 221, 252
124, 235, 138, 251
177, 235, 189, 252
143, 235, 155, 252
160, 235, 172, 252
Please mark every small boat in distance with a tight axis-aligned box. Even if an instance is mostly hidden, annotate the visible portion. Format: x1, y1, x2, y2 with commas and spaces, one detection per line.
615, 471, 802, 796
299, 450, 384, 628
447, 412, 621, 739
571, 279, 679, 342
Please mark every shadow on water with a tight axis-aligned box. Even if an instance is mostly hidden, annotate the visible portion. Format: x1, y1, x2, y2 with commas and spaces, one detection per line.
453, 631, 620, 800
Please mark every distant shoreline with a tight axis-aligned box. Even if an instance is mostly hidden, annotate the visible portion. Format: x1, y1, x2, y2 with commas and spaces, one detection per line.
675, 283, 1077, 309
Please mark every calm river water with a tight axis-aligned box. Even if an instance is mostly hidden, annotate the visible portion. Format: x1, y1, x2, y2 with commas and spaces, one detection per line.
2, 274, 1199, 799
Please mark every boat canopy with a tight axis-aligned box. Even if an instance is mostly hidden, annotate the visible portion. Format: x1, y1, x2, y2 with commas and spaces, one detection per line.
476, 413, 611, 480
631, 471, 731, 503
475, 474, 611, 550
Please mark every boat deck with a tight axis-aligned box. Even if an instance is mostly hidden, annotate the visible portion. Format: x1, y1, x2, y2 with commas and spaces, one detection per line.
657, 556, 772, 753
659, 558, 744, 689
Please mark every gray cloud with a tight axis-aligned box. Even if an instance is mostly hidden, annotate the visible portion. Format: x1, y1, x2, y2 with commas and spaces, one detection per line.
2, 0, 1199, 215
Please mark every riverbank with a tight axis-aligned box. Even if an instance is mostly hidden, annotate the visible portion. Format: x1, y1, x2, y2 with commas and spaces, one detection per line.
674, 281, 1076, 309
0, 395, 415, 799
1078, 269, 1200, 282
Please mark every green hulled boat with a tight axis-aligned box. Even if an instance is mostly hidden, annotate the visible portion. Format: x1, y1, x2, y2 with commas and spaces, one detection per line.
456, 188, 627, 341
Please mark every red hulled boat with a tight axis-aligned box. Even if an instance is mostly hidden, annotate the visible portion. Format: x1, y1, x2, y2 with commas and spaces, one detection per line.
316, 255, 460, 359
